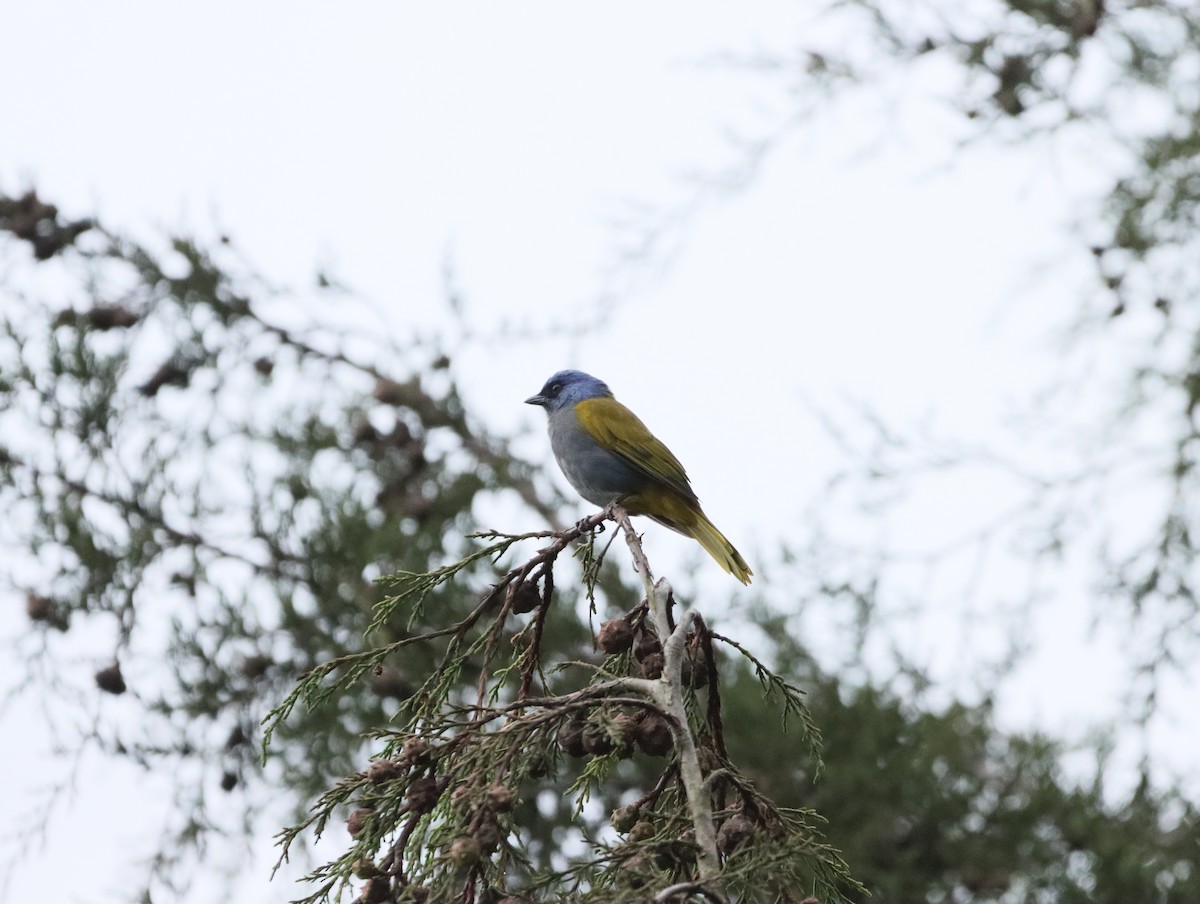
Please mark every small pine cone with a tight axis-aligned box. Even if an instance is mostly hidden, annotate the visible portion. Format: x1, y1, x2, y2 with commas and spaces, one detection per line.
220, 771, 238, 792
557, 720, 587, 758
627, 820, 655, 843
367, 759, 401, 784
95, 663, 127, 695
447, 835, 482, 867
450, 784, 473, 808
582, 723, 614, 756
611, 805, 639, 834
476, 817, 503, 855
596, 619, 634, 653
509, 583, 541, 614
524, 753, 550, 778
611, 712, 639, 737
634, 713, 673, 757
633, 630, 661, 661
405, 775, 442, 814
638, 652, 664, 680
347, 806, 374, 837
716, 813, 754, 855
486, 782, 517, 813
398, 737, 430, 767
609, 714, 638, 759
360, 876, 392, 904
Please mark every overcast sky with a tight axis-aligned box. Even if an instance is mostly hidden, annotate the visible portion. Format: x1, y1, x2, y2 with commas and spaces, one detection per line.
2, 3, 1192, 902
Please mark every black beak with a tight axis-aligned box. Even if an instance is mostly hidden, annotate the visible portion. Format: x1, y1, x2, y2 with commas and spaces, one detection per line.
525, 393, 546, 407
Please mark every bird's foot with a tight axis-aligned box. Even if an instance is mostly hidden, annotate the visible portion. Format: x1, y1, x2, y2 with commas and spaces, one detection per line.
575, 515, 602, 535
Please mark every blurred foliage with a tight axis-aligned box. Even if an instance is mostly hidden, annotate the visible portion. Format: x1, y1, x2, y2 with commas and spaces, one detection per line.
733, 0, 1200, 311
833, 2, 1200, 692
0, 187, 590, 895
636, 0, 1200, 719
2, 189, 1198, 902
724, 616, 1200, 904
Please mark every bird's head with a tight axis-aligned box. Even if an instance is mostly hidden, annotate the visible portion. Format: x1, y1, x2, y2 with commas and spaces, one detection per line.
525, 370, 612, 414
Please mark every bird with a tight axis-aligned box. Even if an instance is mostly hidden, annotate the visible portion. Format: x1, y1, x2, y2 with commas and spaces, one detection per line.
525, 369, 752, 584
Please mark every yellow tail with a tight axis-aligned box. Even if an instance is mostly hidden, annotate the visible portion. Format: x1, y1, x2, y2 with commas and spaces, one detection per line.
625, 490, 753, 584
685, 510, 753, 585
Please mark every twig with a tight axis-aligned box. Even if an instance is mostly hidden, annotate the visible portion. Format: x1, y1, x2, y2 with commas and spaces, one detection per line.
697, 619, 726, 759
653, 881, 728, 903
631, 765, 679, 813
518, 565, 555, 699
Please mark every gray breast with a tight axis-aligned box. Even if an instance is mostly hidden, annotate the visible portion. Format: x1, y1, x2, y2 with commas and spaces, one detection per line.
548, 408, 647, 507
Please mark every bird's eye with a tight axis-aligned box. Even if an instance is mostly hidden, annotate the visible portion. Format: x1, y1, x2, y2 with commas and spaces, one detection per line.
548, 382, 562, 395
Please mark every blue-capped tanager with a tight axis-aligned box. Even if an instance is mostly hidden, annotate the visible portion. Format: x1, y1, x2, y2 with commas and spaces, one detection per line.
526, 369, 752, 584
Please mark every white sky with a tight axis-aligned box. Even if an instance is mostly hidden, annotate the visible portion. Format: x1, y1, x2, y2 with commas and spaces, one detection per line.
2, 3, 1194, 902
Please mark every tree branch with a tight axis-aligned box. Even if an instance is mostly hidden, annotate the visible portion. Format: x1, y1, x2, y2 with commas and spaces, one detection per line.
611, 505, 725, 899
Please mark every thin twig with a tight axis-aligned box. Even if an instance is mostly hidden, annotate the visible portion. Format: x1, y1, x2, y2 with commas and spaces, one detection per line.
518, 566, 555, 699
653, 881, 728, 903
697, 619, 726, 759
